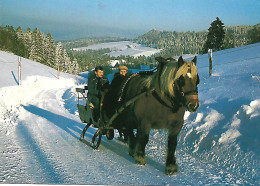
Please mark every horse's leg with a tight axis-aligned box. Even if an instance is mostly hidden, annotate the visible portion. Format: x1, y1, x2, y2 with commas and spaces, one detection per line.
134, 127, 149, 165
125, 129, 135, 157
165, 132, 178, 175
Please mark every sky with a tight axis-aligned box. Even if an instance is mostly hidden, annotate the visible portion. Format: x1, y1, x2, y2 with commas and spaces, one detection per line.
0, 0, 260, 40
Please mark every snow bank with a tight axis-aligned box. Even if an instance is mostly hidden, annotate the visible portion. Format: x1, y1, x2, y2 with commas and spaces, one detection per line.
242, 99, 260, 118
0, 76, 75, 128
196, 109, 224, 132
219, 99, 260, 144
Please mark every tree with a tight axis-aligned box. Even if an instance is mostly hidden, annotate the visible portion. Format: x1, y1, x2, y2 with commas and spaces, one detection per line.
63, 49, 72, 73
247, 25, 260, 44
202, 17, 225, 53
16, 26, 24, 41
223, 31, 235, 49
71, 58, 80, 74
55, 42, 64, 72
29, 28, 45, 63
44, 33, 56, 68
24, 28, 32, 49
0, 26, 27, 57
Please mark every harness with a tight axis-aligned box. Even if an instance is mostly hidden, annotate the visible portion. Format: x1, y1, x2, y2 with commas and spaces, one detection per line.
116, 67, 192, 113
118, 73, 139, 101
103, 63, 199, 126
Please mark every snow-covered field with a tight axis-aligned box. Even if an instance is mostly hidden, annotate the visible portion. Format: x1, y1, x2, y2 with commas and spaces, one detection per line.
73, 41, 161, 58
0, 42, 259, 185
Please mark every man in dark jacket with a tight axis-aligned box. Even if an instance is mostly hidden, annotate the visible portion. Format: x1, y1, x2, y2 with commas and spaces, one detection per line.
103, 66, 131, 119
87, 66, 109, 122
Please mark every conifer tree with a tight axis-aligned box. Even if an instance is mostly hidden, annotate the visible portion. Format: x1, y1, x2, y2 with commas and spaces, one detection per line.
30, 28, 45, 63
16, 26, 24, 41
45, 33, 56, 67
202, 17, 225, 53
71, 58, 80, 74
24, 28, 33, 51
247, 25, 260, 44
63, 49, 71, 72
55, 42, 64, 72
55, 42, 74, 74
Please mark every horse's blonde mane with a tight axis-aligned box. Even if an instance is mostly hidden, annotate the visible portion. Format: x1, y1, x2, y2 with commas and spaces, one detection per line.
159, 62, 178, 97
159, 60, 198, 97
140, 74, 155, 88
174, 61, 198, 81
137, 59, 198, 98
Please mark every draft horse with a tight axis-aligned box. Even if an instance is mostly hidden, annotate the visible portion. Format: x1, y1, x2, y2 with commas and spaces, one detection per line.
106, 56, 200, 175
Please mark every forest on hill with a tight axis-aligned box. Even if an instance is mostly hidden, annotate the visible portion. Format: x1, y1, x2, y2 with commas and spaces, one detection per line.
133, 25, 255, 57
1, 21, 260, 73
62, 23, 260, 71
0, 26, 80, 74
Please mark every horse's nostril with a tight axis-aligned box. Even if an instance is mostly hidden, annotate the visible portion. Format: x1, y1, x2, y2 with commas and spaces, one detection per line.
188, 103, 194, 110
188, 102, 199, 112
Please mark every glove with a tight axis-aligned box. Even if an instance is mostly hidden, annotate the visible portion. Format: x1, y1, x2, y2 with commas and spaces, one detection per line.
89, 102, 95, 109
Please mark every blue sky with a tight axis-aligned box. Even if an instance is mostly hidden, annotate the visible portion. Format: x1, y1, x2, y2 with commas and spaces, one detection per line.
1, 0, 260, 40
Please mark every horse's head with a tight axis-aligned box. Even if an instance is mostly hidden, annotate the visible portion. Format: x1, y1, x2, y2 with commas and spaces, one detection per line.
155, 56, 199, 112
174, 56, 200, 112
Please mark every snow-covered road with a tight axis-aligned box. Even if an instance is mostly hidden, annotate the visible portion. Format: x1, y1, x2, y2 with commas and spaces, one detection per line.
1, 43, 260, 185
0, 76, 246, 185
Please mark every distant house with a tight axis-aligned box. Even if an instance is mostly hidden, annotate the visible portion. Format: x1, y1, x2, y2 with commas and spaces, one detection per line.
108, 59, 127, 70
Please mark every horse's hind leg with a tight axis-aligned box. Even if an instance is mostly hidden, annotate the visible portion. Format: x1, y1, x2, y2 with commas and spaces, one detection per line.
134, 129, 149, 165
165, 133, 178, 175
124, 129, 135, 157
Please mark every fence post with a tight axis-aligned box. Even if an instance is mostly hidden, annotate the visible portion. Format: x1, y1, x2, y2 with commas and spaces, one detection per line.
18, 56, 22, 85
208, 49, 213, 77
57, 65, 60, 79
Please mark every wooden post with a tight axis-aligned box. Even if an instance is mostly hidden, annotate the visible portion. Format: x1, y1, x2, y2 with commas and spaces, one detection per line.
57, 65, 60, 79
208, 49, 213, 77
18, 57, 22, 85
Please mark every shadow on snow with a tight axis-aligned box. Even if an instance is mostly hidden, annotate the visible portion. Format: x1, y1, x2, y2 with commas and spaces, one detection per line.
22, 104, 166, 174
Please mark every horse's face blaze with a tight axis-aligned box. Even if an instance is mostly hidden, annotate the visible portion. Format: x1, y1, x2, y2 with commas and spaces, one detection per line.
179, 62, 200, 112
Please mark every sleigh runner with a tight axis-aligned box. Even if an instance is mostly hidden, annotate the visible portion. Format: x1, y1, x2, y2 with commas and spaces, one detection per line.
76, 83, 152, 149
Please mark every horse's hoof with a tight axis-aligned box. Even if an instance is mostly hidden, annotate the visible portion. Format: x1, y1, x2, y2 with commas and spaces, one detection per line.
134, 155, 146, 165
129, 149, 134, 157
165, 164, 178, 175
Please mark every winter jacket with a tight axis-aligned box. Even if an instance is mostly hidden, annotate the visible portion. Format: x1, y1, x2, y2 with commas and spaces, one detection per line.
87, 73, 109, 107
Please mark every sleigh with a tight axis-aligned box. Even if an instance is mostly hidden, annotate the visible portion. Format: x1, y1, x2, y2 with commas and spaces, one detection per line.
76, 85, 149, 149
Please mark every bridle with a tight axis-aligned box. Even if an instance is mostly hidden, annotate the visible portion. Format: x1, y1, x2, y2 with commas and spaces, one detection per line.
117, 61, 199, 113
174, 74, 200, 106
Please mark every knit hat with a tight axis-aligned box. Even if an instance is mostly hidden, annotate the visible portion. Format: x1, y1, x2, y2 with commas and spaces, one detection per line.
119, 66, 128, 70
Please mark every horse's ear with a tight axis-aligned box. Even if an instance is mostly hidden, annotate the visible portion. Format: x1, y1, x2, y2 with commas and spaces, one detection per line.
178, 56, 185, 67
192, 56, 197, 65
155, 56, 168, 64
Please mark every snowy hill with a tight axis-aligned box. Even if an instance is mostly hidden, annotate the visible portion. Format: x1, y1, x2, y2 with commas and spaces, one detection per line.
0, 42, 260, 185
73, 41, 161, 58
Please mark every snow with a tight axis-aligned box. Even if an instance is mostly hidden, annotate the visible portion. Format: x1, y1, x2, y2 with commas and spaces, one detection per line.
1, 42, 260, 185
73, 41, 161, 58
243, 99, 260, 118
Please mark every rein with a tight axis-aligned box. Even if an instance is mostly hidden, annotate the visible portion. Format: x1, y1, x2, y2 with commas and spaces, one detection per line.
151, 89, 181, 112
118, 73, 139, 101
151, 63, 198, 112
116, 64, 198, 113
151, 65, 183, 112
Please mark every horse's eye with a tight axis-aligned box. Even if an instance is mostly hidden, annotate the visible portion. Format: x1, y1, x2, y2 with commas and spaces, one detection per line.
197, 75, 200, 84
178, 75, 185, 87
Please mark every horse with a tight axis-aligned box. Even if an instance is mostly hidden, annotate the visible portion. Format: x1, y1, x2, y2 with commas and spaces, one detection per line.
103, 56, 200, 175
